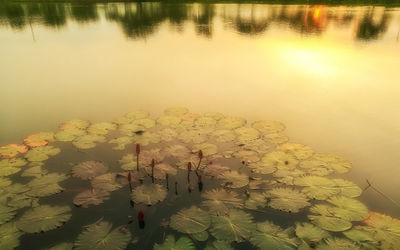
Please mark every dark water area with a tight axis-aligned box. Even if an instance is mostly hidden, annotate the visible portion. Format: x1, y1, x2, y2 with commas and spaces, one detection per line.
1, 1, 400, 249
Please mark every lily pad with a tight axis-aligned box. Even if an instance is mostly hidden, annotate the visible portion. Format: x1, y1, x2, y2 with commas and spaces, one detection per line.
210, 209, 255, 242
295, 222, 330, 247
72, 161, 108, 180
0, 144, 28, 158
55, 128, 86, 142
204, 112, 225, 120
218, 117, 246, 129
24, 146, 61, 162
73, 189, 110, 208
310, 196, 368, 221
0, 205, 17, 225
27, 173, 68, 197
201, 188, 243, 215
158, 128, 178, 141
203, 164, 230, 178
74, 219, 131, 250
178, 129, 209, 144
163, 144, 191, 159
219, 171, 249, 188
316, 237, 360, 250
234, 127, 260, 142
0, 223, 23, 250
193, 143, 218, 156
244, 192, 267, 210
277, 142, 314, 160
0, 158, 27, 177
164, 107, 189, 116
154, 234, 195, 250
119, 118, 155, 136
72, 134, 106, 149
16, 205, 72, 233
133, 131, 161, 146
21, 165, 48, 177
48, 242, 74, 250
308, 154, 352, 174
170, 206, 211, 234
0, 178, 11, 188
131, 184, 167, 206
211, 130, 237, 142
59, 119, 90, 130
204, 240, 233, 250
116, 110, 150, 124
252, 120, 286, 134
250, 221, 298, 250
265, 188, 310, 213
91, 173, 122, 192
157, 115, 181, 127
190, 231, 209, 241
23, 132, 55, 147
249, 161, 276, 174
87, 122, 117, 135
194, 116, 217, 128
148, 163, 177, 179
263, 133, 289, 144
261, 151, 298, 169
362, 212, 400, 249
233, 150, 260, 163
308, 215, 352, 232
240, 139, 271, 154
109, 136, 133, 150
342, 227, 376, 245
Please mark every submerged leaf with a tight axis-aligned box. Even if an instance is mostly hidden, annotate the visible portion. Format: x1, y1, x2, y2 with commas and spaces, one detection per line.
201, 188, 243, 215
154, 234, 195, 250
219, 171, 249, 188
265, 188, 310, 213
170, 206, 211, 234
74, 219, 131, 250
250, 221, 298, 250
131, 184, 167, 206
16, 205, 72, 233
210, 209, 255, 242
72, 161, 108, 180
73, 189, 110, 208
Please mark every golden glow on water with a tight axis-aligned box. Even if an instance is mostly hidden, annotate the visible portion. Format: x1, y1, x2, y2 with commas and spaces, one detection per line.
1, 3, 400, 215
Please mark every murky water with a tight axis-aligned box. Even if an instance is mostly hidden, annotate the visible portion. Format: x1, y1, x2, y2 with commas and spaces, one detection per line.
1, 1, 400, 249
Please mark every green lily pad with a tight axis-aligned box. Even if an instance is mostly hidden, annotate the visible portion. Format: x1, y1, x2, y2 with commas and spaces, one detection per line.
27, 173, 68, 197
0, 163, 22, 177
164, 107, 189, 116
119, 118, 155, 136
249, 161, 276, 174
74, 219, 131, 250
190, 231, 209, 241
21, 165, 48, 177
342, 227, 376, 245
72, 134, 106, 149
265, 188, 311, 213
163, 144, 191, 159
295, 222, 330, 247
87, 122, 117, 135
277, 143, 314, 160
240, 138, 271, 154
0, 223, 23, 250
201, 188, 243, 215
72, 161, 108, 180
252, 121, 286, 134
55, 128, 86, 142
109, 136, 133, 150
157, 115, 181, 127
316, 237, 360, 250
116, 110, 150, 124
154, 234, 195, 250
91, 173, 122, 192
131, 184, 167, 206
147, 163, 177, 179
73, 189, 110, 208
119, 154, 138, 171
204, 112, 225, 121
59, 119, 90, 130
210, 209, 255, 242
234, 127, 260, 142
194, 117, 217, 128
170, 206, 211, 234
0, 178, 11, 188
310, 196, 368, 221
24, 146, 61, 162
133, 131, 161, 146
250, 221, 298, 250
204, 240, 233, 250
263, 133, 289, 144
0, 144, 28, 158
48, 242, 74, 250
211, 130, 236, 142
300, 154, 352, 174
261, 151, 298, 169
23, 132, 55, 147
233, 150, 260, 163
158, 128, 178, 141
192, 143, 218, 156
16, 205, 72, 233
203, 164, 230, 178
308, 215, 352, 232
362, 212, 400, 249
219, 171, 249, 188
178, 129, 209, 144
218, 117, 246, 129
0, 205, 17, 225
244, 192, 267, 210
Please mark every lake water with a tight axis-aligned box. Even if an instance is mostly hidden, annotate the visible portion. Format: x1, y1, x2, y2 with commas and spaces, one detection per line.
1, 1, 400, 249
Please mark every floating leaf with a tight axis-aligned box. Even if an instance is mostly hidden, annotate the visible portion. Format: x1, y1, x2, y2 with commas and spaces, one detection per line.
250, 221, 298, 250
194, 116, 217, 128
87, 122, 117, 135
295, 222, 330, 247
178, 129, 209, 144
219, 171, 249, 188
59, 119, 90, 130
240, 138, 271, 154
131, 184, 167, 206
252, 121, 286, 134
210, 209, 255, 242
73, 189, 110, 208
27, 173, 68, 197
0, 144, 28, 158
154, 234, 195, 250
133, 131, 161, 146
201, 189, 243, 215
310, 196, 368, 221
249, 161, 276, 174
72, 161, 108, 180
244, 192, 267, 210
116, 110, 150, 124
72, 134, 106, 149
234, 127, 260, 142
190, 231, 209, 241
362, 212, 400, 249
308, 215, 352, 232
163, 144, 191, 159
218, 117, 246, 129
24, 146, 60, 162
0, 158, 26, 177
0, 178, 11, 188
23, 132, 54, 147
203, 164, 230, 178
0, 205, 17, 225
193, 143, 218, 156
157, 115, 181, 127
91, 173, 122, 192
233, 150, 260, 163
164, 107, 189, 116
170, 206, 211, 234
16, 205, 72, 233
119, 154, 137, 171
342, 227, 377, 246
265, 188, 310, 213
204, 240, 233, 250
264, 133, 289, 144
261, 151, 298, 169
204, 112, 225, 121
109, 136, 133, 150
211, 130, 236, 142
48, 242, 74, 250
158, 128, 178, 141
21, 165, 48, 177
316, 237, 360, 250
119, 118, 155, 136
309, 154, 352, 174
55, 128, 86, 142
0, 223, 23, 250
74, 219, 131, 250
148, 163, 177, 179
277, 143, 313, 160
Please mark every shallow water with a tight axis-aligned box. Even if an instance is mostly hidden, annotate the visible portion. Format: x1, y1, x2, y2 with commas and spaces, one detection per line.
1, 1, 400, 249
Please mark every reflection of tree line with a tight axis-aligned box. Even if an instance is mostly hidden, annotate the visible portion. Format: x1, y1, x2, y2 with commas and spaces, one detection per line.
0, 1, 393, 40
